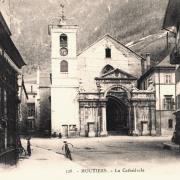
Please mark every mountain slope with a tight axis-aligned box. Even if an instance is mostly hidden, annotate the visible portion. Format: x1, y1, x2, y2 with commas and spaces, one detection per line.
6, 0, 170, 77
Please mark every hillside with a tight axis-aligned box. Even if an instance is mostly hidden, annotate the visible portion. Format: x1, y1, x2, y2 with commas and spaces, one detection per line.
127, 31, 175, 63
5, 0, 170, 78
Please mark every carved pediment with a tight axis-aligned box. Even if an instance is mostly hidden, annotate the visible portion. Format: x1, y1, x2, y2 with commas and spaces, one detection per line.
100, 68, 136, 79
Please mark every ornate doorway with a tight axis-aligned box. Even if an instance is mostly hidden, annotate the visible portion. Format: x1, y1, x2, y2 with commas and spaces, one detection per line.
106, 87, 130, 135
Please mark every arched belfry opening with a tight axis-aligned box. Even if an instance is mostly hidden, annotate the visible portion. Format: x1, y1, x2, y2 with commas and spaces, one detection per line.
60, 33, 68, 47
106, 86, 130, 135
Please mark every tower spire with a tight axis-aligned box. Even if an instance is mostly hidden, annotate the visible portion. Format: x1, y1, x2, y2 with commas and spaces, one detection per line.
59, 3, 66, 25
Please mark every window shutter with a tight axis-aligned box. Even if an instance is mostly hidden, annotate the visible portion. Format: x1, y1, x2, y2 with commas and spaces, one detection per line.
172, 98, 175, 110
164, 75, 167, 84
169, 75, 172, 83
163, 98, 166, 110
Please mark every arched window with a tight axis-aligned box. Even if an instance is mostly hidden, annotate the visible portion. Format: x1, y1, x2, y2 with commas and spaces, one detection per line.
60, 34, 67, 47
60, 60, 68, 72
105, 47, 111, 58
101, 65, 114, 74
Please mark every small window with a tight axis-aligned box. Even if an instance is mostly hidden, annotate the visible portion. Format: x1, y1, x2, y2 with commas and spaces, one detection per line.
60, 60, 68, 72
165, 74, 172, 84
27, 103, 35, 117
168, 119, 173, 128
60, 34, 67, 47
105, 48, 111, 58
163, 95, 174, 110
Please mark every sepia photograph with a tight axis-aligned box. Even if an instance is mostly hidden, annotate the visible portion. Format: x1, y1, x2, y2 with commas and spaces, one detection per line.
0, 0, 180, 179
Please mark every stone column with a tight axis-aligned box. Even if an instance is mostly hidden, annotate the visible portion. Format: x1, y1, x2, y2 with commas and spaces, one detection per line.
150, 105, 156, 135
133, 105, 139, 135
80, 107, 86, 136
100, 106, 108, 136
128, 107, 132, 135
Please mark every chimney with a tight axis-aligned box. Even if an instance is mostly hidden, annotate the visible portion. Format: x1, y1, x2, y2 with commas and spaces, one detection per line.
141, 59, 145, 74
146, 53, 151, 70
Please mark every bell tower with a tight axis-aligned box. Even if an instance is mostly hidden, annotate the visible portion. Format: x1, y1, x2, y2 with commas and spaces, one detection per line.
49, 4, 79, 136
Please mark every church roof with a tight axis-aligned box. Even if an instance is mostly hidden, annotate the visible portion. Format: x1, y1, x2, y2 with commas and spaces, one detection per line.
78, 34, 145, 60
163, 0, 180, 29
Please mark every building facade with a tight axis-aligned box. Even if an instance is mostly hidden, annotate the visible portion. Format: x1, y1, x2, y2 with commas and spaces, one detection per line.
0, 12, 25, 164
49, 20, 156, 137
19, 81, 37, 134
163, 0, 180, 143
138, 55, 176, 135
19, 68, 51, 136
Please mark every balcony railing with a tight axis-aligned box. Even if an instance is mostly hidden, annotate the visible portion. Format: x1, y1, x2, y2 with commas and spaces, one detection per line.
170, 47, 180, 64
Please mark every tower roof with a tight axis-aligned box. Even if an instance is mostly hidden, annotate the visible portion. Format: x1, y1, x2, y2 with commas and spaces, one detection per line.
48, 3, 78, 35
59, 3, 66, 25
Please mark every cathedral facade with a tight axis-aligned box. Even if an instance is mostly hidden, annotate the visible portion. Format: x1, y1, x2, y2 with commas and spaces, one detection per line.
49, 22, 156, 137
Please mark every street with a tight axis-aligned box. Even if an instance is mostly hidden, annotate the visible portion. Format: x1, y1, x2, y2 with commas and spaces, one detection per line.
1, 136, 180, 180
0, 143, 81, 180
29, 136, 180, 168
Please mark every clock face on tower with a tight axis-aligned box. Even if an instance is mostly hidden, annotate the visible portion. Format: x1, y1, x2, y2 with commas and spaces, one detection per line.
60, 47, 68, 56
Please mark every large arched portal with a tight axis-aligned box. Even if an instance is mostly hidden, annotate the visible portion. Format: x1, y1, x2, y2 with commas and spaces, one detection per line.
106, 87, 130, 135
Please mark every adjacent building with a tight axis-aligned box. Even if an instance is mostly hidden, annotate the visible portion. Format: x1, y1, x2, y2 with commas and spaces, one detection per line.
19, 80, 37, 135
0, 12, 25, 164
19, 68, 51, 137
138, 55, 176, 135
163, 0, 180, 143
